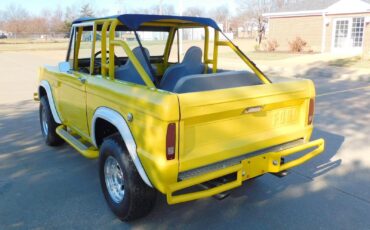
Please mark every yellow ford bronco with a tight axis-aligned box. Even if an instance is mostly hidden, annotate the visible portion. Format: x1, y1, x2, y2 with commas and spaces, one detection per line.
36, 14, 325, 221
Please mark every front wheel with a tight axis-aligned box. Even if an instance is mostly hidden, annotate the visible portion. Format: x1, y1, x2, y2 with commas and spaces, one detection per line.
99, 134, 156, 221
39, 96, 64, 146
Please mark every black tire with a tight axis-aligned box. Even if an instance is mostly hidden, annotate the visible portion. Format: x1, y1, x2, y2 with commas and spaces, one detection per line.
39, 96, 64, 146
99, 134, 156, 221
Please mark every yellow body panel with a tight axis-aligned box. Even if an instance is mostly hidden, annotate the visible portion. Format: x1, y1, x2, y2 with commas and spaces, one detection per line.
85, 76, 180, 193
40, 67, 181, 193
37, 18, 325, 203
177, 80, 315, 171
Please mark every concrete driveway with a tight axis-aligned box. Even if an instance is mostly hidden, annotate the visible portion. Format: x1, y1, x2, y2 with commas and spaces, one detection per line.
0, 50, 369, 229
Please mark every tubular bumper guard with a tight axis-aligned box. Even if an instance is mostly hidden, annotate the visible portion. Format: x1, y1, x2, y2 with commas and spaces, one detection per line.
166, 138, 325, 204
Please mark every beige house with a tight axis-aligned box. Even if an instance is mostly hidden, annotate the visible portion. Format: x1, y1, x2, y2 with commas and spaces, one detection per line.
263, 0, 370, 55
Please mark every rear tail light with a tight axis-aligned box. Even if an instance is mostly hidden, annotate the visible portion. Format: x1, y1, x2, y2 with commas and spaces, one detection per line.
308, 98, 315, 125
166, 123, 176, 160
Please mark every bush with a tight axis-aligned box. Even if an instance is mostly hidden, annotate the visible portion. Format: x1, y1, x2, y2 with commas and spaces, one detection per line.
289, 37, 307, 52
254, 44, 261, 52
263, 39, 279, 52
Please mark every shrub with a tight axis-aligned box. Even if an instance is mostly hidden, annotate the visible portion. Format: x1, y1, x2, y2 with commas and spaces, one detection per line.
263, 39, 279, 52
254, 44, 261, 52
289, 37, 307, 52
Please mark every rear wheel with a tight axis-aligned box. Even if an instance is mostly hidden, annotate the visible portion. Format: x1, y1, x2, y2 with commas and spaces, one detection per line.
39, 96, 64, 146
99, 134, 156, 221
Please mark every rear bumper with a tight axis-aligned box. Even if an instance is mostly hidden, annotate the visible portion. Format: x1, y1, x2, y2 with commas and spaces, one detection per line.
166, 138, 325, 204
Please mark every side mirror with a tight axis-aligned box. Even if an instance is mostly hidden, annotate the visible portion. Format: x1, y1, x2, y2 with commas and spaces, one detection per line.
59, 62, 72, 73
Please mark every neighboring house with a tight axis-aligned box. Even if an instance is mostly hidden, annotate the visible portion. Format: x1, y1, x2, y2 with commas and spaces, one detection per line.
263, 0, 370, 55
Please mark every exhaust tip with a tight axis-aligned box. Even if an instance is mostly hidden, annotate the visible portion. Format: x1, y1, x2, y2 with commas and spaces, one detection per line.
271, 170, 289, 178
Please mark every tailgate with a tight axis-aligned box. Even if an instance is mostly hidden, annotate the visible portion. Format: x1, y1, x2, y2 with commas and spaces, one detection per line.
177, 79, 315, 172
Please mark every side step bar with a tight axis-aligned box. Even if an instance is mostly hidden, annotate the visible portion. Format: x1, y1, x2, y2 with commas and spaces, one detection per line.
56, 126, 99, 158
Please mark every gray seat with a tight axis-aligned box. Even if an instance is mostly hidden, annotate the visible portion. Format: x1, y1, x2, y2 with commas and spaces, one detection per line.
172, 71, 263, 93
115, 47, 155, 85
160, 46, 204, 91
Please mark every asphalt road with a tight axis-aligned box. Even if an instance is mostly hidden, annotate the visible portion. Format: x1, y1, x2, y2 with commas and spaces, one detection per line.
0, 51, 370, 229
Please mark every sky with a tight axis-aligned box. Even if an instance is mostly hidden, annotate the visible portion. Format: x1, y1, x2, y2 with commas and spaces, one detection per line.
0, 0, 237, 16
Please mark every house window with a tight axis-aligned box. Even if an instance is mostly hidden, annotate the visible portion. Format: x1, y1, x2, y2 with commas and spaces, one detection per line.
334, 20, 349, 48
351, 17, 365, 47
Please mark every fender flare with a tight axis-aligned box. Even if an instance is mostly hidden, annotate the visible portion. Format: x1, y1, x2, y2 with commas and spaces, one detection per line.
39, 80, 62, 124
91, 107, 153, 188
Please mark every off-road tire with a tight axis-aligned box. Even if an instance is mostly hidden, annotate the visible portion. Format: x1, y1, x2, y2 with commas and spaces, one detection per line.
99, 134, 156, 221
39, 96, 64, 146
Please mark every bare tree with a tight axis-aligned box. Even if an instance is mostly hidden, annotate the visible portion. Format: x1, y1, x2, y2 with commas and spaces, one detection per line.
0, 10, 5, 31
80, 3, 94, 18
63, 5, 79, 32
114, 0, 127, 14
2, 4, 30, 35
28, 17, 49, 34
183, 7, 202, 17
115, 0, 174, 15
236, 0, 296, 43
51, 7, 66, 33
0, 3, 102, 36
210, 5, 230, 32
2, 4, 29, 21
130, 8, 151, 14
149, 4, 175, 15
236, 0, 273, 44
275, 0, 287, 9
162, 4, 175, 15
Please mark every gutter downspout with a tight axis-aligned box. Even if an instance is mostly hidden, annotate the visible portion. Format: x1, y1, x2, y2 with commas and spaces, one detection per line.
321, 12, 327, 53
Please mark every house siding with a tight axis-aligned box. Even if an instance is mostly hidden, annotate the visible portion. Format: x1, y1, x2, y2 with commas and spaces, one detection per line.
365, 20, 370, 57
267, 13, 370, 55
267, 15, 323, 52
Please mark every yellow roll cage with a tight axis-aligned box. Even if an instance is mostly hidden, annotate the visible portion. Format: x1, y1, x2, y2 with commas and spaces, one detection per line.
71, 18, 270, 89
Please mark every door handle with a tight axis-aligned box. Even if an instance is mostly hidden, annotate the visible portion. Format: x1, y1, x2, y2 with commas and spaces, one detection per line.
78, 77, 86, 84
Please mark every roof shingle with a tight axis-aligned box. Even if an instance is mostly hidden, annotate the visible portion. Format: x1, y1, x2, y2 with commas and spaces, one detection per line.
270, 0, 370, 13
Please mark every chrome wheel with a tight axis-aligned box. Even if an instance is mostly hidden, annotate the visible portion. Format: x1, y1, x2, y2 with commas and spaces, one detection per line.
104, 156, 125, 203
41, 106, 48, 135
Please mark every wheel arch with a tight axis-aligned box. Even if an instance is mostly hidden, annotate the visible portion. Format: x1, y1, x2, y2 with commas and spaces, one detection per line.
39, 80, 62, 124
92, 107, 153, 188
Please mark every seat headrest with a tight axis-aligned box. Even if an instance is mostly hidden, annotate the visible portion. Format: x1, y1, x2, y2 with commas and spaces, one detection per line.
115, 46, 155, 85
130, 46, 153, 79
132, 46, 150, 60
182, 46, 202, 64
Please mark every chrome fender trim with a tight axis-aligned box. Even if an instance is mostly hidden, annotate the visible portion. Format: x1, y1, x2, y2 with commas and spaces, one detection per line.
39, 80, 62, 124
92, 107, 153, 188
